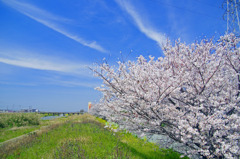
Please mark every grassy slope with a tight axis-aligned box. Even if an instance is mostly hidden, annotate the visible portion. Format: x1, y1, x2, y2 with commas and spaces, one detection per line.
0, 126, 40, 142
0, 114, 63, 143
0, 114, 187, 159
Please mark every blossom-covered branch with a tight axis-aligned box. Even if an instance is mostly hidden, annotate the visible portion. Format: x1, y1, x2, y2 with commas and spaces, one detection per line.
91, 34, 240, 158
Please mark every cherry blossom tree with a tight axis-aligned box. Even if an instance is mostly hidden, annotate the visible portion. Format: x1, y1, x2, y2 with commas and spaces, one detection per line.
91, 34, 240, 158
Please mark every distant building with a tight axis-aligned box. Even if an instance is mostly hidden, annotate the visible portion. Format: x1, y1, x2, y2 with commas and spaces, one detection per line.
20, 108, 39, 113
0, 109, 16, 113
31, 109, 39, 112
20, 109, 28, 112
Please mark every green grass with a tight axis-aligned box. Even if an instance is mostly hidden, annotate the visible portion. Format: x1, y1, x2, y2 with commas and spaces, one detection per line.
0, 113, 43, 142
0, 114, 187, 159
0, 114, 67, 143
0, 113, 41, 128
0, 126, 41, 142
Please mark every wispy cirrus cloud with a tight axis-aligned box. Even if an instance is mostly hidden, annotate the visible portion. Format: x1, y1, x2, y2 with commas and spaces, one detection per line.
0, 81, 37, 86
42, 76, 100, 88
0, 49, 100, 87
1, 0, 107, 53
115, 0, 166, 48
0, 50, 90, 76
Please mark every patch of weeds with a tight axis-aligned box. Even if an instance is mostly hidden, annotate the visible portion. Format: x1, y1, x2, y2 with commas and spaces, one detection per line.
54, 139, 87, 159
0, 113, 41, 128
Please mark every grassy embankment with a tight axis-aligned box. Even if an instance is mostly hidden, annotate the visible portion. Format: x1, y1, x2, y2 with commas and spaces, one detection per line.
0, 113, 187, 159
0, 113, 43, 142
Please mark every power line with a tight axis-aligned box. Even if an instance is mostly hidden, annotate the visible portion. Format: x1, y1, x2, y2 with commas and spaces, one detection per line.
194, 0, 222, 9
158, 1, 221, 20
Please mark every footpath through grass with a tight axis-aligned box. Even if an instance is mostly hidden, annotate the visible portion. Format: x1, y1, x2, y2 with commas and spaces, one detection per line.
0, 125, 40, 143
0, 113, 41, 143
0, 114, 187, 159
0, 113, 58, 143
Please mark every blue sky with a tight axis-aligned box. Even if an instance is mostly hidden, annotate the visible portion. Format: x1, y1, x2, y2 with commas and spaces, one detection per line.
0, 0, 226, 112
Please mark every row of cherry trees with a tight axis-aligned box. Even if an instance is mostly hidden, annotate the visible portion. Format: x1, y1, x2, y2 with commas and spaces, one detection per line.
91, 34, 240, 158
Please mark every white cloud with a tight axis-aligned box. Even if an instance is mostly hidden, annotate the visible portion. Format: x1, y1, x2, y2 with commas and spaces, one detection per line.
0, 50, 90, 76
55, 80, 99, 88
115, 0, 166, 48
43, 77, 100, 88
1, 0, 107, 53
2, 0, 71, 23
0, 76, 100, 88
0, 81, 37, 86
0, 50, 100, 87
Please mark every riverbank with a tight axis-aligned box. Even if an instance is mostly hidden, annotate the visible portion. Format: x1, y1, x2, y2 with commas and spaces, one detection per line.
0, 114, 187, 158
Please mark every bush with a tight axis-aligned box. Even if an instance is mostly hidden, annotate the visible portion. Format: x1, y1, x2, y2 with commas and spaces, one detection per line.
0, 117, 6, 128
0, 113, 41, 128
